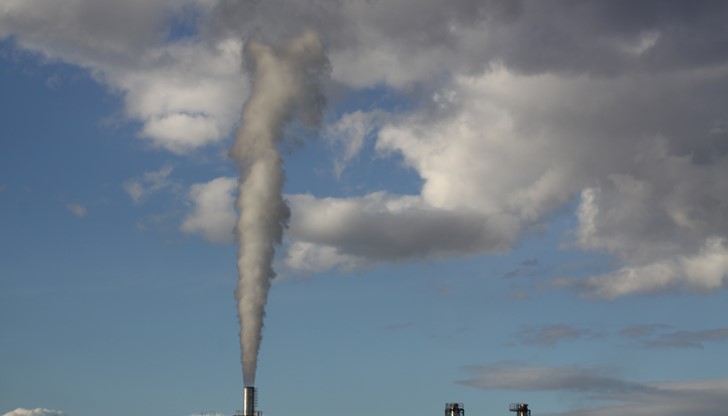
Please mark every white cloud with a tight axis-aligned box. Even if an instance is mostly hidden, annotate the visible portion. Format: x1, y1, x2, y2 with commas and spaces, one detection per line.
114, 37, 247, 152
140, 113, 221, 154
123, 163, 175, 204
66, 202, 87, 217
325, 110, 388, 177
2, 408, 64, 416
284, 241, 362, 273
180, 176, 237, 243
0, 0, 246, 153
577, 237, 728, 300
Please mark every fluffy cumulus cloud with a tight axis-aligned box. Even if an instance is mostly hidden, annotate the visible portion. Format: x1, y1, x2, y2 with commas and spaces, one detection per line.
288, 62, 728, 290
2, 409, 64, 416
180, 177, 237, 243
459, 362, 728, 416
115, 36, 246, 153
0, 0, 246, 153
276, 1, 728, 298
6, 0, 728, 298
577, 236, 728, 299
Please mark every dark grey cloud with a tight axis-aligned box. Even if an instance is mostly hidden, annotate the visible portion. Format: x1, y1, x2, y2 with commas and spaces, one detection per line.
503, 258, 543, 279
620, 325, 728, 349
205, 0, 728, 84
619, 324, 672, 339
549, 380, 728, 416
480, 1, 728, 76
205, 0, 520, 52
503, 269, 520, 279
0, 0, 169, 62
648, 328, 728, 349
287, 193, 516, 263
521, 258, 539, 267
458, 362, 650, 394
512, 325, 599, 346
203, 0, 347, 46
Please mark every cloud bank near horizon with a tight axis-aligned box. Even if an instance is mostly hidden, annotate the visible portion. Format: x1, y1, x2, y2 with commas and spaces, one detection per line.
459, 362, 728, 416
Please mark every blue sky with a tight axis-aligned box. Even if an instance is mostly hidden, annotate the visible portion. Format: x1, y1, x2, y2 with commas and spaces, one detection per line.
2, 2, 728, 416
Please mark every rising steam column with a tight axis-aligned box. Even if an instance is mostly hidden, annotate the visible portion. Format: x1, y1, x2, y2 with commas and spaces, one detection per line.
235, 387, 262, 416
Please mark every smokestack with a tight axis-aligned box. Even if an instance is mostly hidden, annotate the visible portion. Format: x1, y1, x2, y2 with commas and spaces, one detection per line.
509, 403, 530, 416
445, 403, 464, 416
243, 386, 257, 416
235, 386, 261, 416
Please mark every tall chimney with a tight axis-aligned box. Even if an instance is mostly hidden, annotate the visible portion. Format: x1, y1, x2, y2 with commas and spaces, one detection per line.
243, 386, 257, 416
509, 403, 530, 416
445, 403, 464, 416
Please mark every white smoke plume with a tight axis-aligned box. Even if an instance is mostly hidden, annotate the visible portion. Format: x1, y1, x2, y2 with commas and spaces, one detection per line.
230, 29, 328, 386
